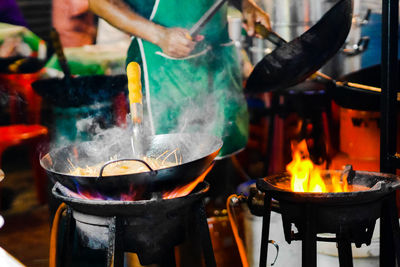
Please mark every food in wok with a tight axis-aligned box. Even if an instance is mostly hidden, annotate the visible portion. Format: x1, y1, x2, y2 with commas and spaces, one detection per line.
68, 151, 180, 177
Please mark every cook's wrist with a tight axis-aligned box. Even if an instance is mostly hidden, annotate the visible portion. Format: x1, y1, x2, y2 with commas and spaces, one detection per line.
152, 24, 167, 47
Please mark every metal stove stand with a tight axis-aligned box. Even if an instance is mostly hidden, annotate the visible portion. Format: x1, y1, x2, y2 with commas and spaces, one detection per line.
51, 182, 216, 267
380, 0, 400, 266
258, 193, 400, 267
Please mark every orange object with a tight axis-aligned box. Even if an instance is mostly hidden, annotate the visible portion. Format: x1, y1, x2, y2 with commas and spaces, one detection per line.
0, 124, 49, 204
226, 195, 249, 267
49, 203, 67, 267
330, 152, 380, 172
126, 62, 142, 104
339, 108, 380, 160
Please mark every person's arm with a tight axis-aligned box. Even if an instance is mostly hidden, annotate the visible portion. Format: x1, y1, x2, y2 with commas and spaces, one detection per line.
88, 0, 197, 58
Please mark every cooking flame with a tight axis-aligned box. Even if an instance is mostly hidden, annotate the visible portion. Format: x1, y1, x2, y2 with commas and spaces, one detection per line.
162, 163, 213, 199
286, 140, 348, 193
69, 154, 211, 201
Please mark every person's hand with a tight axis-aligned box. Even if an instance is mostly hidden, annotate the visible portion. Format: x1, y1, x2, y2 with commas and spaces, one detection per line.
242, 0, 271, 37
157, 27, 203, 58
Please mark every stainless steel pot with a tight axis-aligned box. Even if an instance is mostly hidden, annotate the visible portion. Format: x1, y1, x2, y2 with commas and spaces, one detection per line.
321, 0, 379, 78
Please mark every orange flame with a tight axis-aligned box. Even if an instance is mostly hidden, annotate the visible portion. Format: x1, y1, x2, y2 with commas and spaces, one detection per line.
286, 140, 348, 193
162, 163, 214, 199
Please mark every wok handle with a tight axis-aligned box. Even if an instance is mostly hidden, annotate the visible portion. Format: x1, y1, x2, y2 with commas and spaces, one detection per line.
254, 23, 287, 47
98, 159, 157, 179
50, 28, 71, 78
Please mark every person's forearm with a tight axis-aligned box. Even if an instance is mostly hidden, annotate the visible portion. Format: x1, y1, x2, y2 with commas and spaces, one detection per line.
88, 0, 166, 46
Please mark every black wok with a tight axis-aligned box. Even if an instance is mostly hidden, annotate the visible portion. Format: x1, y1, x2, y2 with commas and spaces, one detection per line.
41, 133, 222, 199
245, 0, 353, 93
0, 56, 45, 73
32, 74, 127, 108
328, 60, 400, 111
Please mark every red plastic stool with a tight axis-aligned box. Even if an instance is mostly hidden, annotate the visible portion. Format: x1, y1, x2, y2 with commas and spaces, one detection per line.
0, 124, 49, 205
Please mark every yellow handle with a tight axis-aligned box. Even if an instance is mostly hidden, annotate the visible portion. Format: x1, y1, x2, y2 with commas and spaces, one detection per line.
127, 62, 142, 104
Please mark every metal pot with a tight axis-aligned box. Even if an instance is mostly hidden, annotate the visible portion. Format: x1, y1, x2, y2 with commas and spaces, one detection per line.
32, 74, 127, 108
321, 0, 399, 78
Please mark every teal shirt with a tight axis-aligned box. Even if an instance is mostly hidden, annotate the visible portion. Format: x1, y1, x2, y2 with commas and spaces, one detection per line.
123, 0, 249, 157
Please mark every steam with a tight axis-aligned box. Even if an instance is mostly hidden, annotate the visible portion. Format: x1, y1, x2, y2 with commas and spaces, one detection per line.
44, 31, 245, 169
175, 93, 218, 135
44, 67, 239, 168
45, 119, 222, 175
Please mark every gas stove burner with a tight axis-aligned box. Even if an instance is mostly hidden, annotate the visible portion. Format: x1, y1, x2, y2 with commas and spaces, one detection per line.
52, 181, 209, 217
249, 168, 400, 267
257, 168, 400, 204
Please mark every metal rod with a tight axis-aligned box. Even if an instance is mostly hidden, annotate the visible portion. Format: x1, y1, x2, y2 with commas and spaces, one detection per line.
337, 238, 354, 267
107, 216, 124, 267
380, 0, 398, 264
302, 204, 317, 267
60, 207, 74, 267
259, 195, 272, 267
189, 0, 227, 37
380, 193, 396, 266
198, 201, 216, 267
380, 0, 398, 173
388, 193, 400, 265
98, 158, 157, 179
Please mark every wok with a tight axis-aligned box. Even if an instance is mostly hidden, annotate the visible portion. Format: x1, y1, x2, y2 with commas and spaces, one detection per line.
32, 74, 127, 108
328, 60, 400, 111
0, 56, 45, 73
41, 133, 222, 199
245, 0, 353, 93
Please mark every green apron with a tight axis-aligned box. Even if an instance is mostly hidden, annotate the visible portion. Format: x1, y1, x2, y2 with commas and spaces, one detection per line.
126, 0, 248, 157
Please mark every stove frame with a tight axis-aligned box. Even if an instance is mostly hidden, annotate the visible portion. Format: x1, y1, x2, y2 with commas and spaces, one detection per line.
379, 0, 400, 266
255, 188, 400, 267
249, 169, 400, 267
51, 182, 216, 267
